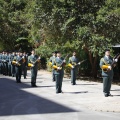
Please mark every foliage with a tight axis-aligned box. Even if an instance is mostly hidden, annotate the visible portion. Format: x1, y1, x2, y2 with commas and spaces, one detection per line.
0, 0, 120, 77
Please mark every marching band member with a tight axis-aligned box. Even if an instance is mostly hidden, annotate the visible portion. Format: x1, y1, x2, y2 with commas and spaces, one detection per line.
28, 50, 40, 87
68, 51, 80, 85
14, 51, 24, 83
100, 49, 119, 97
49, 51, 56, 82
22, 52, 28, 79
11, 52, 16, 77
52, 51, 66, 93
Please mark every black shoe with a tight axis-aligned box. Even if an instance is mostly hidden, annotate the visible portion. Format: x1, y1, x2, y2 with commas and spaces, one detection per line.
104, 94, 108, 97
56, 90, 63, 94
31, 84, 37, 87
12, 74, 15, 77
16, 81, 21, 83
71, 83, 76, 85
107, 94, 113, 97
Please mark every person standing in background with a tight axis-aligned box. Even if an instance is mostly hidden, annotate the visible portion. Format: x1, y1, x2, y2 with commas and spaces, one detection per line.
49, 51, 56, 82
22, 52, 28, 79
68, 51, 80, 85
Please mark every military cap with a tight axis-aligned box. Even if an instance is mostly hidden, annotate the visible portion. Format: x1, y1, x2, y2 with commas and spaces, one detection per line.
105, 49, 110, 52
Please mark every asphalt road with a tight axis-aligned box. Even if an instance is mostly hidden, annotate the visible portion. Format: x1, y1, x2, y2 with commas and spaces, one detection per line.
0, 70, 120, 120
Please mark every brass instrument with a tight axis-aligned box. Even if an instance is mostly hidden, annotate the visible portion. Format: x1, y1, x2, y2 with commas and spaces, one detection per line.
52, 54, 69, 70
12, 56, 24, 66
101, 64, 111, 72
68, 59, 87, 69
12, 60, 16, 64
28, 63, 34, 67
28, 57, 40, 67
12, 60, 21, 66
49, 62, 52, 66
68, 63, 73, 68
53, 65, 58, 70
52, 65, 62, 70
101, 53, 120, 72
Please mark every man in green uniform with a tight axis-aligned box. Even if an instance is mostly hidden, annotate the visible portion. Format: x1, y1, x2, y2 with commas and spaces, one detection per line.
28, 50, 40, 87
14, 52, 24, 83
52, 51, 66, 93
22, 52, 28, 79
7, 52, 12, 76
1, 51, 7, 75
1, 52, 4, 74
0, 52, 2, 74
49, 51, 56, 81
100, 49, 118, 97
68, 51, 80, 85
11, 52, 16, 77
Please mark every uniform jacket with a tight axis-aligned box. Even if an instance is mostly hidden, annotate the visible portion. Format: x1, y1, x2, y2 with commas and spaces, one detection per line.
100, 56, 114, 77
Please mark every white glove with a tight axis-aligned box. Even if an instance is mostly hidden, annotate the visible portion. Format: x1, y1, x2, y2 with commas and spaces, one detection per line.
38, 57, 41, 59
78, 62, 81, 65
108, 66, 112, 70
16, 62, 18, 64
22, 56, 24, 58
31, 64, 34, 67
57, 67, 61, 70
63, 60, 66, 63
114, 59, 118, 62
71, 65, 74, 68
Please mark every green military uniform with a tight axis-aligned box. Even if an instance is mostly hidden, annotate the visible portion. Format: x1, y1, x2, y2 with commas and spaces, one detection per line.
49, 55, 56, 81
5, 53, 9, 76
22, 53, 28, 79
11, 53, 16, 77
7, 53, 12, 76
14, 55, 23, 83
68, 56, 79, 85
100, 55, 114, 97
28, 54, 40, 87
0, 53, 2, 74
52, 56, 65, 93
0, 53, 4, 74
1, 52, 7, 75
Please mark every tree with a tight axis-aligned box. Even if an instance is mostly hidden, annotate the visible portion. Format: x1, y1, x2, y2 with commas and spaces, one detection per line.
0, 0, 31, 51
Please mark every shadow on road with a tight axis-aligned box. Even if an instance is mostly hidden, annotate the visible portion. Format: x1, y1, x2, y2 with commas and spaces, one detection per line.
64, 91, 88, 94
0, 77, 77, 116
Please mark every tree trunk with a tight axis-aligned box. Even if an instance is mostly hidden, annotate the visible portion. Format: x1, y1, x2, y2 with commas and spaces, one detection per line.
83, 46, 98, 78
88, 52, 98, 78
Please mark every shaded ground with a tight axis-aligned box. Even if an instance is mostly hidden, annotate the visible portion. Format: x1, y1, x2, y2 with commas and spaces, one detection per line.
0, 70, 120, 120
